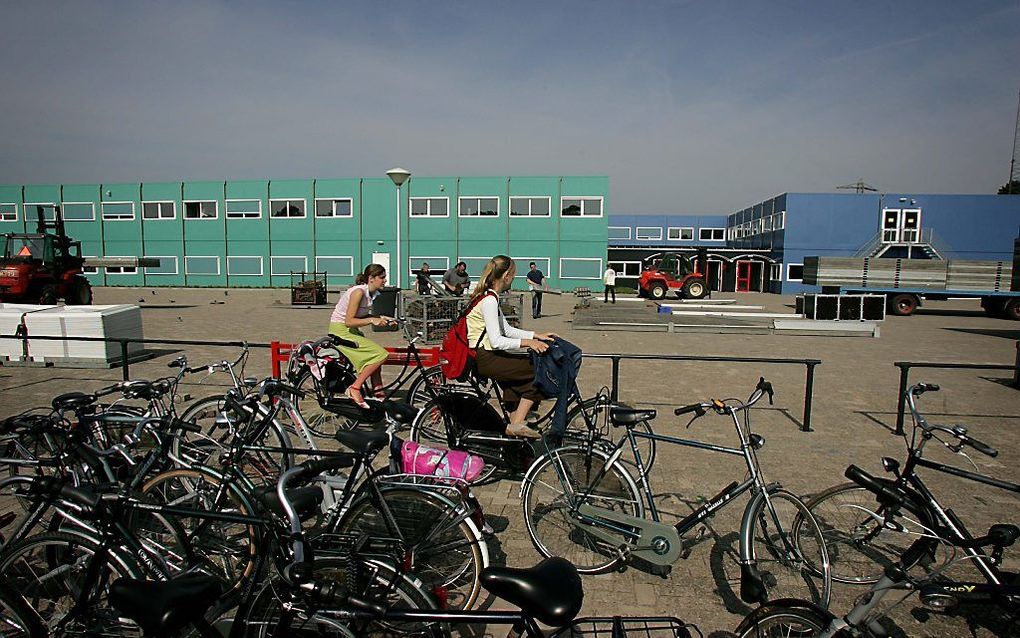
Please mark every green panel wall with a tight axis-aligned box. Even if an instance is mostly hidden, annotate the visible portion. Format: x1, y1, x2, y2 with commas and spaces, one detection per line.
183, 181, 225, 243
313, 240, 359, 285
101, 183, 142, 247
360, 178, 400, 284
408, 240, 455, 276
268, 239, 312, 287
457, 176, 509, 242
559, 176, 608, 243
185, 240, 227, 286
226, 240, 269, 287
0, 185, 23, 232
61, 183, 103, 245
557, 240, 606, 287
104, 240, 144, 286
457, 240, 507, 282
510, 240, 559, 289
268, 179, 313, 242
313, 178, 360, 245
407, 177, 455, 243
23, 185, 60, 229
225, 180, 269, 243
140, 182, 184, 245
509, 176, 559, 242
142, 238, 185, 286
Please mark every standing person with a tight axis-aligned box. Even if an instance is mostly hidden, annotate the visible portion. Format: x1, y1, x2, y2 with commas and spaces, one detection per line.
443, 261, 470, 296
526, 261, 545, 319
416, 262, 433, 295
328, 264, 395, 408
603, 263, 617, 304
467, 255, 556, 438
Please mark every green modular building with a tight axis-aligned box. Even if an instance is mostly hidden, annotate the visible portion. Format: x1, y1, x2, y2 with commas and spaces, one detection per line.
0, 176, 608, 291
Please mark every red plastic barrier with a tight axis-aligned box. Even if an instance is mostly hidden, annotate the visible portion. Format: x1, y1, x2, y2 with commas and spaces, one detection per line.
270, 341, 440, 379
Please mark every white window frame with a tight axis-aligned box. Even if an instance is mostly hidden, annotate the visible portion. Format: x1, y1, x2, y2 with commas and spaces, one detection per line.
635, 226, 663, 241
560, 196, 604, 218
608, 260, 642, 278
270, 255, 308, 276
142, 201, 176, 220
409, 197, 450, 218
184, 200, 219, 220
667, 227, 694, 241
315, 256, 355, 277
269, 198, 307, 219
509, 196, 551, 217
59, 202, 96, 222
770, 262, 782, 282
514, 257, 552, 279
313, 197, 353, 218
608, 226, 631, 241
101, 201, 135, 221
23, 203, 56, 221
786, 263, 804, 282
558, 257, 603, 280
458, 196, 500, 218
699, 227, 725, 241
776, 211, 785, 230
227, 256, 264, 276
185, 255, 221, 276
0, 203, 17, 222
143, 256, 179, 276
225, 199, 262, 219
409, 256, 450, 272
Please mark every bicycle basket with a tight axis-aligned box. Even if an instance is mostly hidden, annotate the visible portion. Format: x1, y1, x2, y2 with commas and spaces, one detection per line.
551, 617, 701, 638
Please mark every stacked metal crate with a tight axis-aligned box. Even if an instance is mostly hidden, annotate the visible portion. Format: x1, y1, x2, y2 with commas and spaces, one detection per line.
400, 292, 525, 344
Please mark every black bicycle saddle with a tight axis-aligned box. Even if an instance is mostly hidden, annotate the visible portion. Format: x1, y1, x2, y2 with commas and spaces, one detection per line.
480, 557, 583, 626
109, 573, 224, 637
51, 391, 96, 412
251, 485, 324, 521
335, 427, 389, 454
610, 407, 656, 427
383, 400, 418, 425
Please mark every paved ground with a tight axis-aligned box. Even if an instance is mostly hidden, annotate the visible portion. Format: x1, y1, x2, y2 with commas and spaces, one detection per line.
2, 287, 1019, 636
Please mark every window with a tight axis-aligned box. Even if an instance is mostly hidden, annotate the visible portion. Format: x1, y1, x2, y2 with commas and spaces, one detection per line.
559, 257, 602, 279
509, 197, 550, 217
185, 201, 218, 219
668, 227, 694, 241
142, 201, 175, 220
144, 256, 178, 275
608, 261, 642, 277
23, 203, 55, 221
409, 256, 449, 272
770, 263, 782, 281
61, 203, 95, 221
514, 257, 551, 278
185, 256, 220, 275
699, 227, 725, 241
314, 198, 353, 218
409, 197, 449, 217
457, 257, 492, 276
636, 227, 663, 241
270, 199, 306, 218
82, 258, 98, 275
608, 226, 631, 241
271, 256, 308, 276
102, 202, 135, 221
106, 265, 137, 275
315, 256, 355, 277
458, 197, 499, 217
775, 211, 785, 230
560, 197, 603, 217
225, 199, 261, 219
786, 263, 804, 282
227, 256, 263, 276
0, 204, 15, 222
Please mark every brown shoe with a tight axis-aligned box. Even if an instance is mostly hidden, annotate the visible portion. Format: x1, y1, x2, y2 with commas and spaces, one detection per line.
505, 422, 541, 439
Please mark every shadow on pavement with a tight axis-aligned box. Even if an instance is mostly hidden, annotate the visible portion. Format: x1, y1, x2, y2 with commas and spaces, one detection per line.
946, 327, 1020, 340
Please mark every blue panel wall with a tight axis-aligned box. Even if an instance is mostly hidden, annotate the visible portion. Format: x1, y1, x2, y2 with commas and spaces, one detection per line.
608, 214, 729, 247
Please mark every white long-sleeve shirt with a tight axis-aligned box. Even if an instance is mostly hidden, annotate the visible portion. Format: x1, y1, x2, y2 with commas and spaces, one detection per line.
466, 292, 534, 351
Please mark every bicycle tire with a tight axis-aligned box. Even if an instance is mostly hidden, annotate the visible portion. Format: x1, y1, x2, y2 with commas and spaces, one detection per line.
175, 395, 293, 483
0, 581, 46, 638
735, 601, 831, 638
288, 368, 362, 438
801, 481, 935, 585
564, 397, 657, 475
749, 488, 831, 609
140, 467, 260, 591
407, 396, 500, 484
336, 487, 485, 611
521, 445, 643, 574
405, 365, 473, 409
0, 531, 143, 636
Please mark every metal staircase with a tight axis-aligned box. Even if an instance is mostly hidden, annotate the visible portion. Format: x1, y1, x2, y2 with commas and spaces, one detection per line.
853, 228, 948, 260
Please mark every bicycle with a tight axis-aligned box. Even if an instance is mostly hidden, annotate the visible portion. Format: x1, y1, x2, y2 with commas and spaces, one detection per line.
802, 382, 1020, 585
520, 377, 832, 609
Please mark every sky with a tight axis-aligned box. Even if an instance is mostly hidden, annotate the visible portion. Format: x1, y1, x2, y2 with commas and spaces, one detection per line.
2, 0, 1018, 214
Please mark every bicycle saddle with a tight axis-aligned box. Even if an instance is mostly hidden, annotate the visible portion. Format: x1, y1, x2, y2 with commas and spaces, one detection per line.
51, 391, 96, 412
251, 485, 324, 521
610, 407, 656, 427
109, 573, 224, 637
383, 400, 417, 425
336, 427, 389, 454
480, 557, 583, 626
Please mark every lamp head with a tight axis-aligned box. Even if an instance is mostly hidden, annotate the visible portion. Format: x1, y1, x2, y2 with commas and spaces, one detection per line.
386, 168, 411, 187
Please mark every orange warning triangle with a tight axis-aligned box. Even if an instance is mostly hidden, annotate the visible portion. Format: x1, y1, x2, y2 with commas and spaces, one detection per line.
17, 246, 31, 256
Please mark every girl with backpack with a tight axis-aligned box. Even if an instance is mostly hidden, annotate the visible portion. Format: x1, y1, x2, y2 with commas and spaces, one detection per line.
467, 255, 556, 438
328, 263, 395, 407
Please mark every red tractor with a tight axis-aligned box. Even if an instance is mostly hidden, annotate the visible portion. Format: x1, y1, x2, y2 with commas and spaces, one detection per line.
0, 205, 93, 305
638, 252, 709, 300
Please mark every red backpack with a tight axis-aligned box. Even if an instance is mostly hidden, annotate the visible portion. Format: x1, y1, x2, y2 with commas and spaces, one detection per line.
440, 291, 496, 381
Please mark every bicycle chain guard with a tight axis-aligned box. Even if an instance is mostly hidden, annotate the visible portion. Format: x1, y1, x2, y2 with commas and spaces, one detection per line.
575, 503, 683, 566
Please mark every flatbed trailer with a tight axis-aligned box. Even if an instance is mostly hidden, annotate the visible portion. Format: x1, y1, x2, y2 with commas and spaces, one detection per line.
838, 286, 1020, 319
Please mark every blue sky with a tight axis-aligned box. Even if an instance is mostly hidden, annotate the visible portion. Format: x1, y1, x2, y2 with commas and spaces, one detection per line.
2, 0, 1018, 213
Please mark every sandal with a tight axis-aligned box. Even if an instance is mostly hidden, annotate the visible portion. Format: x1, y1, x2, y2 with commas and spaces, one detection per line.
345, 385, 369, 409
505, 422, 541, 439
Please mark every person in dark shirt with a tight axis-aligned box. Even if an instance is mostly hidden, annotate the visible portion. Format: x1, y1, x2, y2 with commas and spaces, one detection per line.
443, 261, 470, 296
415, 262, 433, 295
526, 262, 545, 318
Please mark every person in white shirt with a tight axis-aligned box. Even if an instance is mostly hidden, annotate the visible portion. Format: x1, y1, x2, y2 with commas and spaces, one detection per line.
603, 265, 617, 304
466, 255, 556, 438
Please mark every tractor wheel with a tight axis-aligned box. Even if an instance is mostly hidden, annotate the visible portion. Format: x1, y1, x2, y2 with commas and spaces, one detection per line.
887, 293, 918, 316
682, 278, 708, 299
648, 282, 667, 300
1004, 300, 1020, 321
66, 277, 93, 305
38, 285, 58, 305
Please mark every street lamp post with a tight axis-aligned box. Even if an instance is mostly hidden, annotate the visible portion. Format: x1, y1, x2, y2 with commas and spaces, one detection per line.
386, 167, 411, 289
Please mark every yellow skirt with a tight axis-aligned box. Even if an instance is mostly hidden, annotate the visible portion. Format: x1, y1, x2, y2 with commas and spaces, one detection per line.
328, 323, 388, 372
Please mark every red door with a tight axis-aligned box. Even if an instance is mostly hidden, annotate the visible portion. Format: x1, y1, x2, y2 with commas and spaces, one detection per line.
736, 261, 752, 292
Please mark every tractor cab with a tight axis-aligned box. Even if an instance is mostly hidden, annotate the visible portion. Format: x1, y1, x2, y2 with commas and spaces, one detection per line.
652, 253, 695, 279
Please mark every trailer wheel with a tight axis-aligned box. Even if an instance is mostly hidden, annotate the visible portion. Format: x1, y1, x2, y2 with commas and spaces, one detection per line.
1004, 300, 1020, 321
683, 278, 708, 299
888, 293, 918, 316
648, 282, 667, 300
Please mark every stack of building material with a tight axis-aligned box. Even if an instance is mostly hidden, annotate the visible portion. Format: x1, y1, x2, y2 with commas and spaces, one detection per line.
1, 305, 144, 364
945, 261, 1012, 291
0, 304, 59, 360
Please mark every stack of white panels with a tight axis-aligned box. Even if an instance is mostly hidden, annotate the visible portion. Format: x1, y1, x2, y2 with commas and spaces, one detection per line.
0, 304, 60, 360
23, 305, 143, 363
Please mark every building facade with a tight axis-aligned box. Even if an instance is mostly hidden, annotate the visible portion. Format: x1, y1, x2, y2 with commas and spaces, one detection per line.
0, 176, 609, 291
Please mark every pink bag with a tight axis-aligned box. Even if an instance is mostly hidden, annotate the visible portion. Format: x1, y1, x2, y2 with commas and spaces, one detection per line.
400, 440, 485, 482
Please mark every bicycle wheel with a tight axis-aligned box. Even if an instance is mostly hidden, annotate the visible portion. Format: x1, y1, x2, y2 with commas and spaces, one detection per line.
405, 365, 474, 408
564, 397, 656, 475
0, 582, 45, 638
802, 481, 933, 585
735, 602, 830, 638
337, 487, 485, 611
288, 368, 361, 438
141, 467, 259, 591
748, 488, 831, 609
521, 446, 643, 574
0, 531, 143, 637
175, 395, 293, 483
